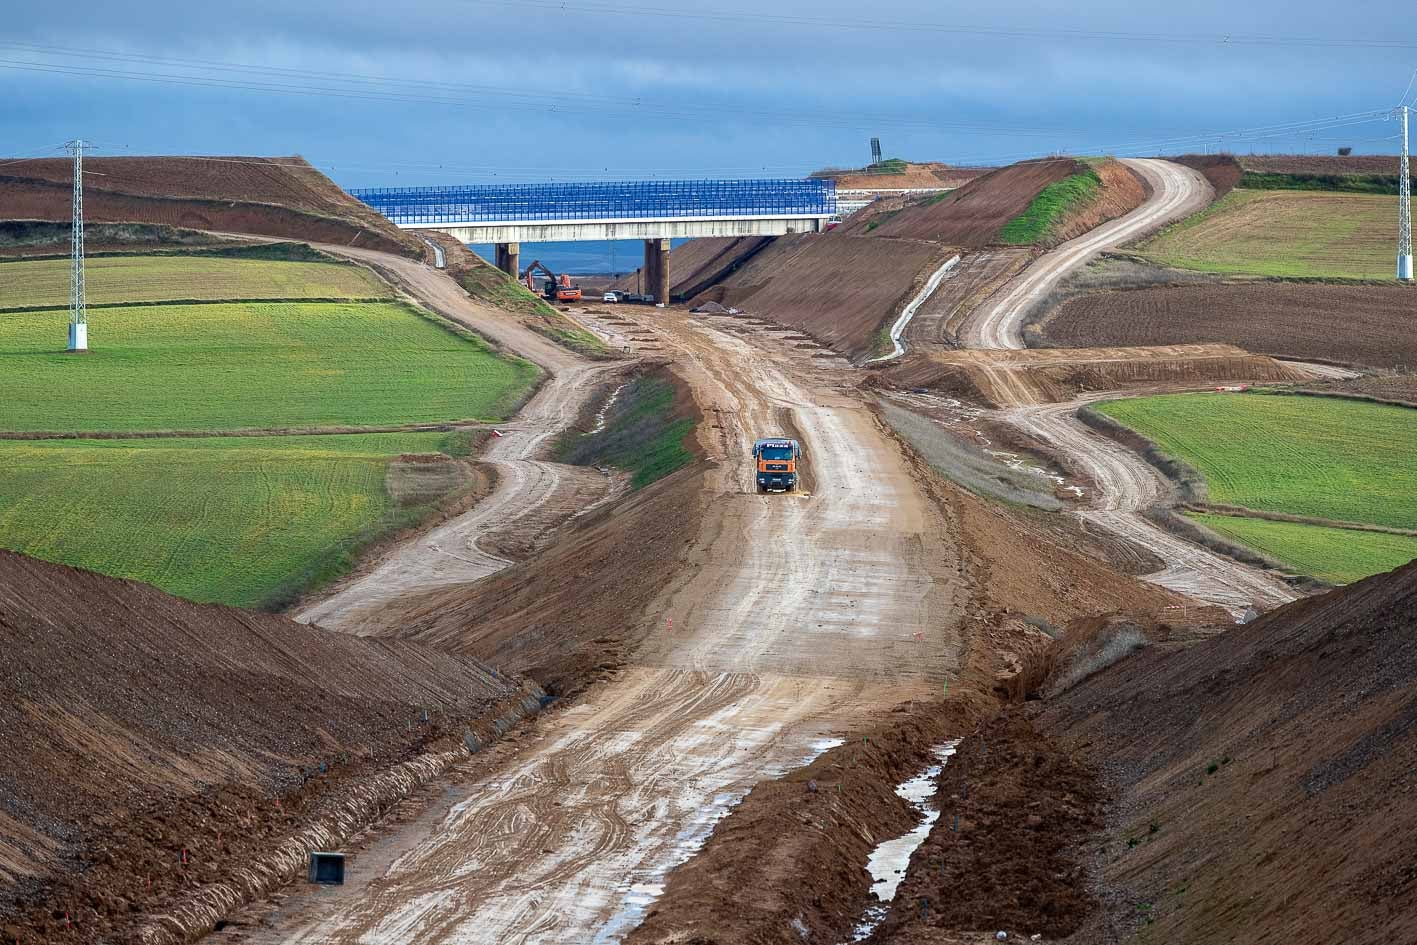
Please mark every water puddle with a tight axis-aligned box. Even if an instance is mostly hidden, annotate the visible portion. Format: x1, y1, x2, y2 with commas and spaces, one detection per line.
594, 737, 846, 944
847, 742, 958, 942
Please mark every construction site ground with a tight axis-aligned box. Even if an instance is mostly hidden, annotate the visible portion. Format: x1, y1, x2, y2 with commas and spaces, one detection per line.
5, 152, 1416, 945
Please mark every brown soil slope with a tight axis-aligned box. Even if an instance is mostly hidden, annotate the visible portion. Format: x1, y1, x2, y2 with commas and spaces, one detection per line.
851, 159, 1082, 245
0, 155, 421, 257
0, 550, 539, 909
877, 345, 1306, 406
693, 233, 952, 359
1041, 283, 1417, 369
1040, 561, 1417, 945
1168, 154, 1244, 198
1048, 158, 1149, 246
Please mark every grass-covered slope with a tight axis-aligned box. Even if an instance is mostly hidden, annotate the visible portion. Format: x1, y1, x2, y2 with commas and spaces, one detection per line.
998, 167, 1102, 244
1186, 513, 1417, 585
0, 300, 538, 432
557, 371, 695, 489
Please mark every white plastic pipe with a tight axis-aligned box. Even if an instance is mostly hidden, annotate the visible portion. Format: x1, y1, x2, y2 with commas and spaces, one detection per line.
866, 254, 961, 363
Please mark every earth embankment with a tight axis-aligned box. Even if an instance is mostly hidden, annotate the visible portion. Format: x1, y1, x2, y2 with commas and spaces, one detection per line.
0, 155, 422, 258
691, 233, 954, 359
1037, 559, 1417, 944
842, 158, 1081, 243
876, 345, 1306, 407
0, 550, 542, 945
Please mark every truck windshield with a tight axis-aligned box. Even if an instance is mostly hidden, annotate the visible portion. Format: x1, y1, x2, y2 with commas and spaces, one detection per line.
759, 446, 793, 461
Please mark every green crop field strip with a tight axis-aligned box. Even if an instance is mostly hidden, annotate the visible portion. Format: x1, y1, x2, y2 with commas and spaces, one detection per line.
0, 300, 539, 432
0, 432, 462, 607
1136, 189, 1399, 279
1096, 393, 1417, 529
557, 374, 694, 489
1186, 514, 1417, 585
0, 254, 387, 309
1098, 392, 1417, 582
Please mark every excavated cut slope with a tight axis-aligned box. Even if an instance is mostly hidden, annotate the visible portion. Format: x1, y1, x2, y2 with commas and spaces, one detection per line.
1041, 560, 1417, 944
0, 550, 538, 891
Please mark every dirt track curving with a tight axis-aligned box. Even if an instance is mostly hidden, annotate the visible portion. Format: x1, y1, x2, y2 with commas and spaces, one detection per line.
962, 159, 1213, 350
293, 246, 615, 632
242, 306, 966, 945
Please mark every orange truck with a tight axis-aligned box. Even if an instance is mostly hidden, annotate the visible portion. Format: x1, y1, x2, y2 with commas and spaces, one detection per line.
753, 436, 801, 493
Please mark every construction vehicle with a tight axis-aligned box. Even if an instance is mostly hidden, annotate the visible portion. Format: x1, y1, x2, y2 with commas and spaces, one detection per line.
524, 260, 582, 303
753, 437, 801, 493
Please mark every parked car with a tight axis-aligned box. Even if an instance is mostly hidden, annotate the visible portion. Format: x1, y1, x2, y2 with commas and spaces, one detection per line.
603, 291, 623, 303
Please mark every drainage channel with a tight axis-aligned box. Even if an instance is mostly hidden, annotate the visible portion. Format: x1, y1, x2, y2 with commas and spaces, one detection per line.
848, 741, 959, 942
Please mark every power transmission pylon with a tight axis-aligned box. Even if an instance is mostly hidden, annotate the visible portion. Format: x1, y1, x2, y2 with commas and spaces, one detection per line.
1399, 106, 1413, 281
65, 139, 88, 350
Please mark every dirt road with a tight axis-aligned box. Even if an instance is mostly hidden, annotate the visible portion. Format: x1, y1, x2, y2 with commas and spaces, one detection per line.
1005, 398, 1296, 612
254, 309, 964, 944
962, 158, 1213, 350
943, 163, 1297, 613
295, 248, 615, 632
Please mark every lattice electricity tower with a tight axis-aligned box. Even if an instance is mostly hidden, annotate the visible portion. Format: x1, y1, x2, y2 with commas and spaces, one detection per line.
1399, 106, 1413, 281
66, 138, 88, 351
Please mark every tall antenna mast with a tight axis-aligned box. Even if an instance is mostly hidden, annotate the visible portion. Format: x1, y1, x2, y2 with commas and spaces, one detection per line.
65, 138, 89, 351
1399, 107, 1413, 281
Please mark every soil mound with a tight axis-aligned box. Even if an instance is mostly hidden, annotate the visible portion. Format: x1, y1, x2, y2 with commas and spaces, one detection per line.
1040, 282, 1417, 370
818, 161, 990, 191
847, 159, 1083, 245
878, 345, 1307, 406
1039, 560, 1417, 944
688, 233, 953, 359
0, 155, 421, 258
1168, 154, 1244, 198
0, 550, 539, 939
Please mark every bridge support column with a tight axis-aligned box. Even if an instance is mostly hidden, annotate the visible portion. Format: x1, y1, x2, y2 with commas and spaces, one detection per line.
644, 238, 671, 304
494, 242, 520, 278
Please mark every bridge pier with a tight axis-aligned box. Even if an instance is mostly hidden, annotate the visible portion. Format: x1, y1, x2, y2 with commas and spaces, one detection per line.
644, 238, 671, 304
494, 242, 520, 278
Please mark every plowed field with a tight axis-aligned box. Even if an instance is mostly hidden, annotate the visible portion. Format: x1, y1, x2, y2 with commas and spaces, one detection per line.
1040, 282, 1417, 369
0, 300, 538, 432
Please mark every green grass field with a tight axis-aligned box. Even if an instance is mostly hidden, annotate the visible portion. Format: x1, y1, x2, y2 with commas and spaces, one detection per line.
1136, 189, 1398, 279
0, 254, 387, 309
1187, 513, 1417, 585
999, 169, 1101, 245
0, 432, 465, 607
0, 301, 539, 432
1096, 393, 1417, 530
1098, 392, 1417, 582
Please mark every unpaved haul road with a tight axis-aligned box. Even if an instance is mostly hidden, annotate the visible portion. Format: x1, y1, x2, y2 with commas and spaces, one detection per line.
1005, 399, 1297, 612
951, 161, 1296, 613
963, 158, 1213, 350
255, 310, 963, 945
295, 247, 616, 633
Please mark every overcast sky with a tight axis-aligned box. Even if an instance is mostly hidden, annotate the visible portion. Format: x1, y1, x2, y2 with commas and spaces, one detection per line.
5, 1, 1414, 188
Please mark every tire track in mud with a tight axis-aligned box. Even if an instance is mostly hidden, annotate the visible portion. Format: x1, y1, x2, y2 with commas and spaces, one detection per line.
254, 310, 964, 945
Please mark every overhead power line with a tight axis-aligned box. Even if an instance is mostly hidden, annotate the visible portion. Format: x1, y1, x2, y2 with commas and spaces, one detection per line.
474, 0, 1417, 50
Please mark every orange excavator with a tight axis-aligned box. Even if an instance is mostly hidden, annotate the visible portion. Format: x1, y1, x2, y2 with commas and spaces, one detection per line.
524, 260, 582, 303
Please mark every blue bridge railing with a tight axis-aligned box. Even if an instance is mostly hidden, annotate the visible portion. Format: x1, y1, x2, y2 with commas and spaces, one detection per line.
348, 178, 836, 225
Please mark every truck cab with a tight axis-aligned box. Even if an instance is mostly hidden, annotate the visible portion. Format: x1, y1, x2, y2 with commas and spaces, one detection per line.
753, 437, 801, 493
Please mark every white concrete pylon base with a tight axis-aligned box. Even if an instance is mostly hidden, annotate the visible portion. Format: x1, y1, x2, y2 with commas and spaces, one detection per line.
1399, 254, 1414, 281
68, 322, 87, 351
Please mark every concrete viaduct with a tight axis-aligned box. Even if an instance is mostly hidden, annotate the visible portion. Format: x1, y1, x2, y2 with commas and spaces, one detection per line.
349, 178, 838, 303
